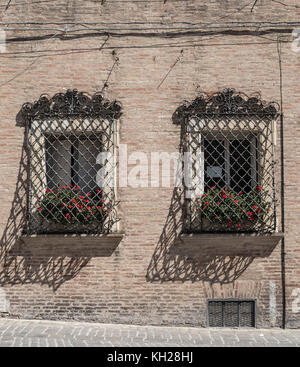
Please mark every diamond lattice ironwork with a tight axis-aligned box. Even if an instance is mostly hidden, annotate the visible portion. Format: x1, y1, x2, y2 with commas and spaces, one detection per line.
22, 90, 121, 235
175, 89, 280, 234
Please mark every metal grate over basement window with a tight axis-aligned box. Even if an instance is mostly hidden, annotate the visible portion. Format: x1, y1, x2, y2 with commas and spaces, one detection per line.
20, 90, 122, 235
207, 300, 256, 328
173, 89, 280, 234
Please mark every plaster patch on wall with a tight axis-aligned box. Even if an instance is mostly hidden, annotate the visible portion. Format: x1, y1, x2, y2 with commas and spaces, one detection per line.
269, 280, 277, 326
0, 288, 10, 313
202, 280, 264, 299
0, 29, 6, 53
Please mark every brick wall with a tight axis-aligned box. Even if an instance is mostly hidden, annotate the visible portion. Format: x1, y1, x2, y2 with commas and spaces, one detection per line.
0, 1, 299, 328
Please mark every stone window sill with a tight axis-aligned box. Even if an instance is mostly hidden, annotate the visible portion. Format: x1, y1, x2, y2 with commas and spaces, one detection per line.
19, 233, 124, 257
171, 232, 284, 258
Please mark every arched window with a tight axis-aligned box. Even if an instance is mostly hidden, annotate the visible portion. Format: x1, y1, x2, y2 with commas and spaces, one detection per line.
20, 89, 122, 235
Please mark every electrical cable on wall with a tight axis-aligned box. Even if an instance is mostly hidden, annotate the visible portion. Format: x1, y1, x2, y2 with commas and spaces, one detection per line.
157, 49, 183, 89
101, 49, 119, 92
251, 0, 259, 12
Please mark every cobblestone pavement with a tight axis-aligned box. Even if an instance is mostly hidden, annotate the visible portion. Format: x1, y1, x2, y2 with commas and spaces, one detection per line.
0, 318, 299, 347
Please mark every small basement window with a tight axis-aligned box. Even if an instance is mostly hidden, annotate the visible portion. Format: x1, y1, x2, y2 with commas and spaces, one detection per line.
207, 299, 256, 328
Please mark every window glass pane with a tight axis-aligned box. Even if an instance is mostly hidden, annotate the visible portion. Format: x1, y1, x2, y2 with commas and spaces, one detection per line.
45, 137, 72, 189
76, 138, 101, 192
229, 139, 252, 193
204, 139, 225, 189
46, 136, 101, 193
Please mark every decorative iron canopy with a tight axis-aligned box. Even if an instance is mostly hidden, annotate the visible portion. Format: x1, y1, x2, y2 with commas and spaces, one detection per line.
173, 88, 280, 124
19, 89, 122, 124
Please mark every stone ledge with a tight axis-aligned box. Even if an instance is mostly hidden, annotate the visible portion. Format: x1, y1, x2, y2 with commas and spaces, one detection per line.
171, 232, 284, 258
18, 233, 124, 257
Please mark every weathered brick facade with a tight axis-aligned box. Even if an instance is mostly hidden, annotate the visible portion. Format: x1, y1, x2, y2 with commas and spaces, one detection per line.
0, 1, 299, 328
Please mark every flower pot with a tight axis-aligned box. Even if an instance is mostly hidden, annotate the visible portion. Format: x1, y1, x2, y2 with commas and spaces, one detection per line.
30, 218, 106, 234
200, 217, 258, 232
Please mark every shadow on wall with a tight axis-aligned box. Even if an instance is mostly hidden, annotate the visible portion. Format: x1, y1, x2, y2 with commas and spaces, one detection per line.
146, 187, 254, 283
146, 110, 255, 284
0, 115, 90, 292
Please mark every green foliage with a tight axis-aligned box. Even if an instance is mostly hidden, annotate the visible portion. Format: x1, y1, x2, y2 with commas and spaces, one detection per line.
36, 185, 108, 225
195, 186, 270, 230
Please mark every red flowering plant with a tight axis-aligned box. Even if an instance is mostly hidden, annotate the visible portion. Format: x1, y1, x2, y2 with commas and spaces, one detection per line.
36, 185, 109, 225
195, 186, 270, 231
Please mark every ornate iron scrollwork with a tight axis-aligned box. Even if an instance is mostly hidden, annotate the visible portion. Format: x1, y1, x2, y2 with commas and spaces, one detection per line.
175, 89, 280, 234
19, 89, 122, 125
21, 89, 121, 235
173, 88, 280, 124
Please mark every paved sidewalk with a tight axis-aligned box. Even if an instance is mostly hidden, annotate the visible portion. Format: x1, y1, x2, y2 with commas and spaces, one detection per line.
0, 318, 299, 347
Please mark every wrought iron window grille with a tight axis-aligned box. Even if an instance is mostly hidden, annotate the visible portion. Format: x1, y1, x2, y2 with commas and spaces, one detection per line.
20, 89, 122, 235
173, 89, 280, 234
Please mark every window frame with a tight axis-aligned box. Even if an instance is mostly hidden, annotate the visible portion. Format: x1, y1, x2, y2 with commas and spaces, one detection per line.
45, 133, 103, 192
26, 118, 119, 235
175, 89, 280, 235
206, 299, 256, 328
21, 90, 122, 236
201, 133, 259, 194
